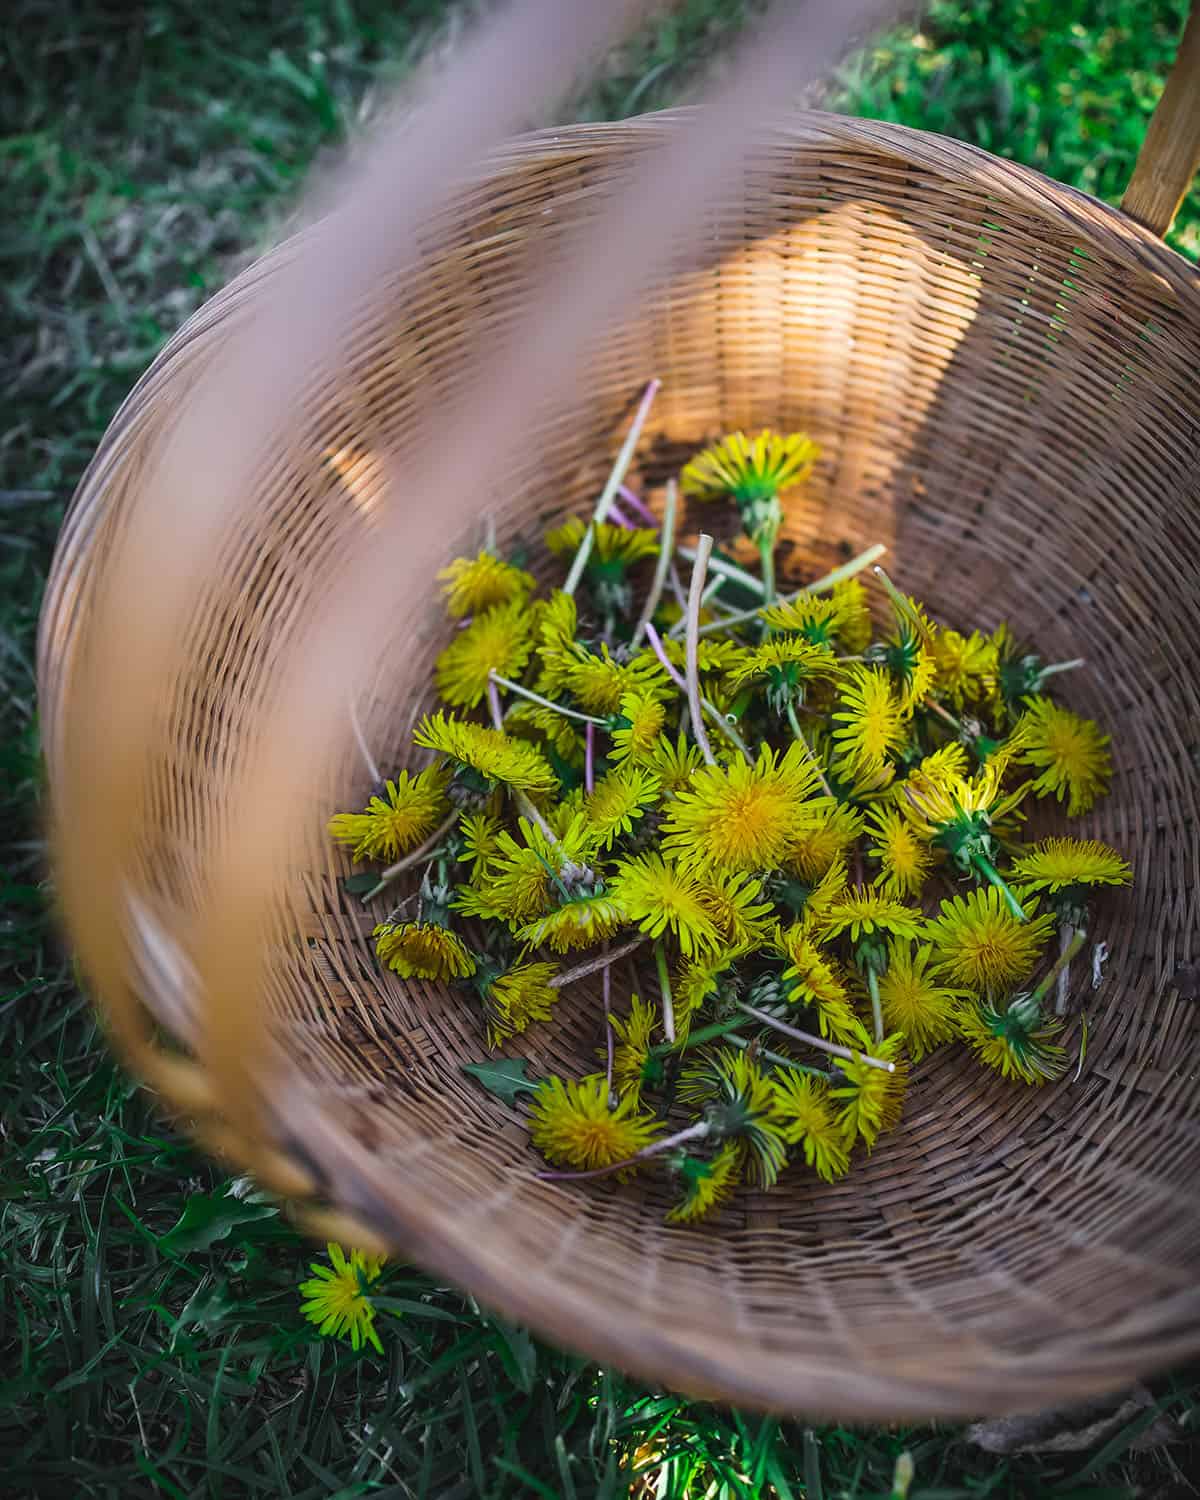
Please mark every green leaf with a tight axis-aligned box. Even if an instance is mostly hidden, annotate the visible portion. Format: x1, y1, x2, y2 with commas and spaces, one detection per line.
342, 872, 379, 895
157, 1182, 278, 1254
461, 1057, 544, 1106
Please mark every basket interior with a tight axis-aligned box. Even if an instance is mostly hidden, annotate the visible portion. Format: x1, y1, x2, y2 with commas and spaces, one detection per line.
47, 118, 1200, 1416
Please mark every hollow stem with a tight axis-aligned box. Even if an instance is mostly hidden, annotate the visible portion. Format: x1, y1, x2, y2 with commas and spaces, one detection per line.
923, 696, 963, 733
866, 964, 884, 1044
1032, 925, 1088, 1008
488, 672, 606, 726
513, 788, 559, 845
971, 851, 1026, 923
694, 543, 886, 638
486, 677, 504, 732
677, 544, 765, 598
364, 809, 459, 901
602, 941, 614, 1099
618, 483, 659, 528
563, 377, 659, 597
643, 622, 753, 765
758, 533, 777, 607
1055, 921, 1075, 1016
684, 533, 717, 766
1036, 657, 1086, 684
724, 1033, 830, 1078
785, 701, 833, 797
654, 939, 677, 1044
736, 1001, 896, 1072
549, 934, 647, 989
536, 1119, 709, 1182
631, 478, 677, 647
585, 719, 596, 794
606, 498, 635, 529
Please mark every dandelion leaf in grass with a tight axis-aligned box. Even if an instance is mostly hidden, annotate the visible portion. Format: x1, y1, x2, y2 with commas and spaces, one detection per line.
158, 1181, 279, 1253
462, 1056, 546, 1107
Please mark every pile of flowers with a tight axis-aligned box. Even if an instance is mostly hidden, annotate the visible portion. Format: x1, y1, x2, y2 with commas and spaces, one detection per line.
330, 383, 1131, 1224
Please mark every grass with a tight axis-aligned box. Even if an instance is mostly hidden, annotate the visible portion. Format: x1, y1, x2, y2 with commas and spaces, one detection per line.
2, 0, 1199, 1494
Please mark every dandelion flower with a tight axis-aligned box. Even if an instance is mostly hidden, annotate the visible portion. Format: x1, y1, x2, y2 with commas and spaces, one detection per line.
564, 645, 668, 716
328, 766, 450, 863
529, 1074, 661, 1175
374, 920, 476, 981
875, 941, 967, 1061
865, 804, 934, 900
831, 1033, 909, 1149
673, 947, 743, 1040
609, 994, 659, 1103
926, 887, 1055, 993
609, 691, 667, 765
415, 713, 558, 798
784, 800, 864, 884
504, 701, 585, 765
760, 592, 844, 645
900, 761, 1027, 880
644, 732, 706, 794
299, 1244, 386, 1353
582, 766, 662, 850
772, 1073, 850, 1181
831, 576, 873, 654
679, 1048, 789, 1188
727, 637, 841, 710
534, 590, 581, 696
698, 870, 776, 949
933, 627, 994, 707
516, 891, 628, 953
544, 515, 660, 569
435, 599, 533, 708
959, 995, 1066, 1085
608, 853, 721, 958
661, 742, 824, 876
681, 429, 818, 512
872, 595, 937, 711
777, 925, 866, 1046
479, 960, 560, 1047
831, 666, 908, 778
1009, 837, 1132, 897
457, 814, 597, 928
1016, 696, 1112, 816
439, 551, 533, 618
458, 810, 505, 882
666, 1144, 742, 1223
818, 890, 923, 945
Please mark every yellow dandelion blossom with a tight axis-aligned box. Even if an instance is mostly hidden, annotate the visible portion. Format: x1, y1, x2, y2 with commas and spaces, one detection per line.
544, 515, 660, 568
785, 799, 864, 884
666, 1144, 742, 1224
456, 814, 597, 928
564, 645, 668, 716
897, 741, 969, 799
678, 1048, 789, 1188
457, 810, 505, 882
797, 857, 851, 930
925, 887, 1055, 993
878, 615, 937, 712
933, 627, 994, 707
900, 761, 1028, 868
698, 871, 775, 949
438, 551, 534, 618
661, 742, 824, 876
777, 925, 866, 1046
772, 1073, 850, 1181
299, 1244, 386, 1353
865, 804, 934, 900
875, 941, 967, 1061
680, 429, 818, 506
414, 713, 558, 797
435, 599, 532, 709
529, 1074, 661, 1175
958, 997, 1067, 1085
817, 889, 923, 945
1009, 837, 1132, 897
657, 634, 748, 684
480, 961, 560, 1048
831, 666, 908, 778
533, 590, 581, 696
328, 766, 449, 863
609, 690, 667, 764
582, 766, 662, 851
643, 732, 707, 794
726, 636, 842, 705
831, 576, 873, 654
516, 891, 627, 953
608, 853, 721, 958
673, 947, 743, 1040
374, 921, 476, 981
760, 592, 844, 645
1016, 696, 1112, 816
831, 1033, 909, 1149
609, 994, 659, 1103
503, 700, 585, 765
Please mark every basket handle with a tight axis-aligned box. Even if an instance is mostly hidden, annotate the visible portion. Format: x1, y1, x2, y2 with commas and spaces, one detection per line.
1121, 0, 1200, 238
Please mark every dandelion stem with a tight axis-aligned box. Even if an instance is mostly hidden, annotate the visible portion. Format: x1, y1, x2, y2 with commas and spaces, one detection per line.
643, 622, 753, 765
971, 851, 1026, 923
618, 483, 659, 528
548, 934, 648, 989
685, 533, 717, 767
923, 695, 963, 733
513, 789, 559, 845
486, 677, 504, 732
1033, 925, 1088, 1008
758, 534, 777, 607
678, 544, 766, 598
694, 543, 886, 638
585, 720, 596, 795
488, 672, 606, 726
725, 1033, 830, 1077
348, 696, 382, 785
364, 809, 459, 901
536, 1119, 710, 1182
631, 479, 677, 647
1037, 657, 1086, 684
1055, 921, 1075, 1015
785, 701, 834, 797
866, 964, 884, 1044
654, 939, 677, 1044
563, 377, 659, 597
736, 1001, 896, 1072
602, 941, 615, 1099
606, 498, 635, 529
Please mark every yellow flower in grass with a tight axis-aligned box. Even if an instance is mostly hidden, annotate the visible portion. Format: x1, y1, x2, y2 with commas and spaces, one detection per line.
609, 994, 659, 1103
608, 853, 721, 958
925, 887, 1055, 994
644, 732, 707, 795
666, 1144, 742, 1224
661, 742, 825, 876
831, 577, 873, 654
374, 921, 476, 981
680, 429, 818, 507
435, 599, 532, 708
544, 515, 660, 568
516, 892, 628, 953
328, 766, 449, 863
455, 814, 597, 928
831, 1033, 909, 1150
875, 941, 967, 1061
958, 997, 1067, 1085
1016, 696, 1112, 816
529, 1074, 661, 1176
582, 766, 662, 851
777, 925, 865, 1047
1008, 838, 1132, 898
817, 890, 923, 945
299, 1244, 386, 1353
772, 1073, 850, 1181
785, 800, 864, 883
609, 691, 667, 765
438, 551, 534, 618
760, 592, 844, 646
933, 627, 994, 707
564, 645, 668, 716
480, 961, 560, 1048
865, 804, 934, 900
678, 1048, 790, 1188
831, 666, 908, 780
415, 713, 558, 797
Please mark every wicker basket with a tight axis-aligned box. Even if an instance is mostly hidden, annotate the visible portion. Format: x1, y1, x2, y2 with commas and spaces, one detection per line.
38, 13, 1200, 1419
